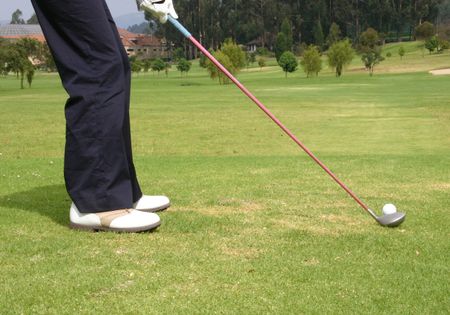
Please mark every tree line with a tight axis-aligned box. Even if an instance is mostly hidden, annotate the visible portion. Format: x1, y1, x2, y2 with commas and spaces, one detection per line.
156, 0, 449, 56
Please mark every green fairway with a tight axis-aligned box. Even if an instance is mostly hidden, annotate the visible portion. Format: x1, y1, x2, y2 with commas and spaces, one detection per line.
0, 52, 449, 314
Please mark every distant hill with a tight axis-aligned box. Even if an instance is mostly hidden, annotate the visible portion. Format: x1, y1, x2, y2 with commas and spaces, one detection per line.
113, 12, 146, 29
127, 21, 157, 35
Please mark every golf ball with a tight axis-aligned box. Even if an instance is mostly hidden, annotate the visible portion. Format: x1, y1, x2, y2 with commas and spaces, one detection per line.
382, 203, 397, 215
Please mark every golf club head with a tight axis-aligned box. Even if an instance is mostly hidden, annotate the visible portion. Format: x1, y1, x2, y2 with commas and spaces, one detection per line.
376, 212, 406, 227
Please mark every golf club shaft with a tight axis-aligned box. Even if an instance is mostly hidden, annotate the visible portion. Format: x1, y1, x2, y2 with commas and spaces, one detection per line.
168, 16, 373, 215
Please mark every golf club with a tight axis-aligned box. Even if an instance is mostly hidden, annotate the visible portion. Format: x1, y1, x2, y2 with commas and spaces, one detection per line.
168, 16, 406, 227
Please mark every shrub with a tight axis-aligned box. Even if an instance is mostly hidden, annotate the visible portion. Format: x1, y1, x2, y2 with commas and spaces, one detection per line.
327, 39, 354, 77
398, 46, 405, 59
206, 51, 233, 84
278, 51, 298, 77
176, 58, 191, 76
415, 22, 435, 40
300, 45, 322, 77
258, 57, 266, 70
361, 48, 384, 76
221, 39, 246, 72
151, 58, 166, 74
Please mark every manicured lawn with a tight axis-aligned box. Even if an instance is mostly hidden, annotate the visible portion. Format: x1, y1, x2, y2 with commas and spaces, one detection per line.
0, 54, 449, 314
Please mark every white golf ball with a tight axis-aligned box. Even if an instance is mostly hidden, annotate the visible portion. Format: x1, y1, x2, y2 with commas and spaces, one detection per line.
382, 203, 397, 215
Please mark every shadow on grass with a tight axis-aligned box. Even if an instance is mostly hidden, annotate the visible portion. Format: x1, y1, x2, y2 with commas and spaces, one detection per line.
0, 184, 69, 227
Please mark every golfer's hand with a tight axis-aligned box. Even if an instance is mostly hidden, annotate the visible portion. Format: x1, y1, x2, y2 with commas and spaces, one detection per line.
136, 0, 178, 23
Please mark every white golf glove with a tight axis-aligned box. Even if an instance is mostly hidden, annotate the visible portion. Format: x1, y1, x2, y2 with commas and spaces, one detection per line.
136, 0, 178, 24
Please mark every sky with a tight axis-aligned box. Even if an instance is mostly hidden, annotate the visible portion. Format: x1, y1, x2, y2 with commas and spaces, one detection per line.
0, 0, 137, 21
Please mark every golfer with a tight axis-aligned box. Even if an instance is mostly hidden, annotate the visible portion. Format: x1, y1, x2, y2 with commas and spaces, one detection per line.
30, 0, 177, 232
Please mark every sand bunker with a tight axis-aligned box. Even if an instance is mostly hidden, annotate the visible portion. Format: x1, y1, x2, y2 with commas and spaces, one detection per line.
429, 68, 450, 75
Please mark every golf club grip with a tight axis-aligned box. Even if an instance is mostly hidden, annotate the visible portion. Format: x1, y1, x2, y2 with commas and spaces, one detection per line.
168, 16, 371, 213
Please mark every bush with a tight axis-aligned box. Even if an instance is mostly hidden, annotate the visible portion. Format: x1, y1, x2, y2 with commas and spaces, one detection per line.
206, 51, 233, 84
361, 48, 384, 76
438, 38, 450, 52
398, 46, 405, 59
386, 52, 392, 57
256, 47, 269, 56
172, 47, 184, 61
151, 58, 166, 74
246, 51, 256, 68
359, 28, 380, 52
424, 35, 448, 54
199, 54, 206, 68
327, 39, 354, 77
278, 51, 298, 78
130, 59, 142, 75
142, 59, 153, 72
300, 45, 322, 77
258, 57, 266, 70
176, 58, 191, 76
220, 39, 246, 72
205, 39, 246, 85
415, 22, 435, 40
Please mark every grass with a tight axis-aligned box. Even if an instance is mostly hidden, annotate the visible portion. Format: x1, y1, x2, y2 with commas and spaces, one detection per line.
0, 43, 449, 314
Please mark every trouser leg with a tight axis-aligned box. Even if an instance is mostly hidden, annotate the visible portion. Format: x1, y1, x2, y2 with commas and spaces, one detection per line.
31, 0, 142, 213
101, 0, 142, 203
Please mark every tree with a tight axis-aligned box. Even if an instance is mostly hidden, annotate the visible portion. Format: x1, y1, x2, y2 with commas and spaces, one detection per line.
358, 28, 384, 76
153, 0, 443, 58
142, 59, 152, 73
280, 18, 293, 51
151, 58, 166, 75
27, 13, 39, 25
275, 18, 293, 61
6, 46, 35, 88
398, 46, 405, 59
11, 9, 25, 24
313, 20, 325, 50
361, 48, 384, 76
220, 39, 246, 73
176, 58, 191, 76
415, 22, 435, 40
172, 47, 184, 61
164, 62, 171, 76
26, 66, 35, 87
278, 51, 298, 78
206, 51, 233, 85
327, 39, 354, 77
300, 45, 322, 77
0, 39, 39, 88
15, 38, 42, 63
437, 37, 450, 53
199, 53, 208, 68
423, 35, 448, 54
326, 23, 341, 48
41, 43, 56, 72
130, 59, 142, 75
205, 39, 245, 85
246, 51, 256, 69
275, 32, 288, 61
359, 28, 380, 51
258, 57, 266, 70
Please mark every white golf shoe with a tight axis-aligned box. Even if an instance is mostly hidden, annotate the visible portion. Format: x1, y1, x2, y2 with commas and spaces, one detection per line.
69, 203, 161, 232
133, 195, 170, 212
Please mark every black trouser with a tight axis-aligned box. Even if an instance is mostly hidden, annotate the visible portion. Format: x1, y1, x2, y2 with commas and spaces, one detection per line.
31, 0, 142, 213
